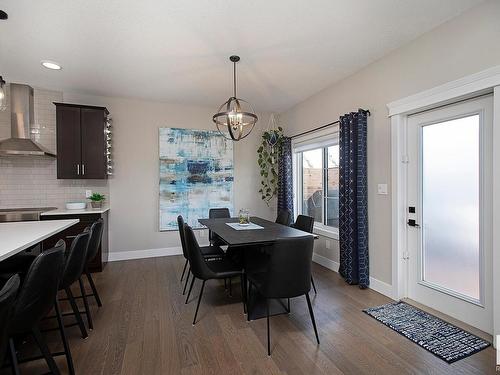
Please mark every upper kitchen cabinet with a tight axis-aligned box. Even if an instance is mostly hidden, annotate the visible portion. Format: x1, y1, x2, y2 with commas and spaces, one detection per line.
55, 103, 112, 179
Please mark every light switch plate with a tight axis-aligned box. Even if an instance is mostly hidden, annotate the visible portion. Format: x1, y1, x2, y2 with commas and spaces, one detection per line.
85, 190, 92, 198
377, 184, 388, 195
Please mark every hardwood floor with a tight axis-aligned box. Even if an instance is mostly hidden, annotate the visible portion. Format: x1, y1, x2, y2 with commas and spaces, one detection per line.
4, 255, 496, 375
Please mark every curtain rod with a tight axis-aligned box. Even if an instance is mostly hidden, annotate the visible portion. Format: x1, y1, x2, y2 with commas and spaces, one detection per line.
289, 108, 371, 139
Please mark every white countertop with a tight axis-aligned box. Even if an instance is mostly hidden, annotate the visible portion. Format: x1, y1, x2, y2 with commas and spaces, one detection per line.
0, 219, 79, 262
41, 206, 109, 216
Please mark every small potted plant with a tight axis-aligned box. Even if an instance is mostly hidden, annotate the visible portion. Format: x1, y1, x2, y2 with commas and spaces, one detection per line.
89, 193, 105, 209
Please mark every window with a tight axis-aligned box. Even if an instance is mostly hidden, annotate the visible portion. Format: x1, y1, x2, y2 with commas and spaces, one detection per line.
296, 140, 339, 231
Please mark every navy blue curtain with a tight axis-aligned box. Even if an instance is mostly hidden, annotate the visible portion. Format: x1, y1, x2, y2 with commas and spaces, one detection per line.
277, 137, 294, 217
338, 109, 369, 288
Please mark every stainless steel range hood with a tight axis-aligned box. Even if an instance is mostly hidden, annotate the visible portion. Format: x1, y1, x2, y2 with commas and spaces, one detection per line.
0, 83, 56, 157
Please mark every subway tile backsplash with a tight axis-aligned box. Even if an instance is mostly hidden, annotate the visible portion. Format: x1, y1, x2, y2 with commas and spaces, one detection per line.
0, 87, 109, 208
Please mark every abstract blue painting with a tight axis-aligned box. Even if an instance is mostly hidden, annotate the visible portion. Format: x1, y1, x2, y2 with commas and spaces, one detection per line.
159, 128, 234, 231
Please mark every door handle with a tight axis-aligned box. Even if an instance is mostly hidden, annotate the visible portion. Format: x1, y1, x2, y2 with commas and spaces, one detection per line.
407, 219, 420, 228
82, 164, 85, 175
76, 164, 80, 175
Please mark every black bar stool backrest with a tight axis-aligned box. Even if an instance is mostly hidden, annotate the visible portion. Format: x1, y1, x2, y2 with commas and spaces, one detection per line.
275, 209, 292, 226
208, 208, 230, 244
177, 215, 189, 260
260, 236, 314, 299
292, 215, 314, 233
9, 241, 66, 334
61, 231, 90, 289
184, 224, 215, 280
0, 274, 20, 367
86, 218, 104, 262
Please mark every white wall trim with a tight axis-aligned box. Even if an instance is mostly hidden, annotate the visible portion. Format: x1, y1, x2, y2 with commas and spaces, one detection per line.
493, 86, 500, 347
312, 252, 340, 272
109, 246, 182, 262
387, 65, 500, 116
312, 252, 394, 299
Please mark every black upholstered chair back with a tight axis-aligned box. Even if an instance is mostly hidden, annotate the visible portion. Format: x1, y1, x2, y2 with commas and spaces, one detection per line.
208, 208, 230, 245
61, 231, 90, 289
184, 224, 215, 280
177, 215, 189, 260
260, 236, 314, 299
87, 219, 104, 262
10, 241, 66, 334
292, 215, 314, 233
275, 209, 292, 226
0, 274, 20, 367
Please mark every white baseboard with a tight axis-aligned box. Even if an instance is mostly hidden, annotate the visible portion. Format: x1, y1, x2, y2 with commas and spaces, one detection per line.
312, 253, 340, 272
312, 252, 394, 300
108, 246, 183, 262
369, 277, 394, 299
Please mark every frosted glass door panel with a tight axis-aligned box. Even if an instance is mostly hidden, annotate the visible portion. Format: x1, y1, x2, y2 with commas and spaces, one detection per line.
421, 115, 480, 301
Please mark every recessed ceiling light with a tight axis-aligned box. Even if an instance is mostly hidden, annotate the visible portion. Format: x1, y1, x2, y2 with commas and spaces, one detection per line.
41, 60, 62, 70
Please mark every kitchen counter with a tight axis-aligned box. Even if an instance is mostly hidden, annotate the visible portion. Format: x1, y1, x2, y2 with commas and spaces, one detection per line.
0, 219, 79, 262
41, 206, 110, 216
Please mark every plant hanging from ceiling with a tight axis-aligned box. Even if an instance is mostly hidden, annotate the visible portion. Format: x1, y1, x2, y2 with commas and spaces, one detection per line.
257, 114, 284, 206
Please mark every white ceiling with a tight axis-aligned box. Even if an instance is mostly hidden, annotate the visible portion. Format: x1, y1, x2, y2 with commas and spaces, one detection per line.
0, 0, 484, 112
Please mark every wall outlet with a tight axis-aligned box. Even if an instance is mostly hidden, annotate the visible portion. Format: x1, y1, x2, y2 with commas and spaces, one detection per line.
377, 184, 388, 195
85, 190, 92, 198
325, 239, 331, 249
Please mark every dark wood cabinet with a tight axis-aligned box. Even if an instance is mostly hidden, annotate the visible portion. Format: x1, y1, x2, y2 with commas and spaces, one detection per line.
41, 211, 109, 272
55, 103, 110, 179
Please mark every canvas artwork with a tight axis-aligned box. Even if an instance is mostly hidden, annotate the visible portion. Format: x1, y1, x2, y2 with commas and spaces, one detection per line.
159, 127, 234, 231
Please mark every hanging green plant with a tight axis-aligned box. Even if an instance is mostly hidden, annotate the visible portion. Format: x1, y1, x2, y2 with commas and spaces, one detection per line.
257, 127, 284, 206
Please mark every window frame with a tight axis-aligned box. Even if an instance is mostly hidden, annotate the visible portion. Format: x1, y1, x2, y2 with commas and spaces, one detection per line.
292, 128, 340, 240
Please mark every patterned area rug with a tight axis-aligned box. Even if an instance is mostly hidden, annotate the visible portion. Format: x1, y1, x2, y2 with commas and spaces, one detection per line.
363, 301, 490, 363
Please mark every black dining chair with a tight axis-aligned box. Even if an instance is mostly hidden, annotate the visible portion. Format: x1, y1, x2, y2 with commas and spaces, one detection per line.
184, 224, 246, 324
247, 236, 319, 355
291, 215, 317, 294
84, 219, 105, 310
177, 215, 225, 295
0, 274, 20, 369
7, 242, 68, 375
275, 209, 292, 226
208, 208, 230, 246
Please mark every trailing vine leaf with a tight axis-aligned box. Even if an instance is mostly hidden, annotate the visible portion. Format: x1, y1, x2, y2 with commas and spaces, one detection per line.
256, 128, 284, 206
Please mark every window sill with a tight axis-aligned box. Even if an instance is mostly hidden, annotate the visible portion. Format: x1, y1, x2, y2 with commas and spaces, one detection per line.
313, 224, 339, 240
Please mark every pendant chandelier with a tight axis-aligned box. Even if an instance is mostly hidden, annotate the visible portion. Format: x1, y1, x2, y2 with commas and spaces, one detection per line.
213, 55, 258, 141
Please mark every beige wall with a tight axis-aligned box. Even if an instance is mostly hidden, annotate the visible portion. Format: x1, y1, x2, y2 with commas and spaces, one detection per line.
63, 92, 274, 254
281, 0, 500, 284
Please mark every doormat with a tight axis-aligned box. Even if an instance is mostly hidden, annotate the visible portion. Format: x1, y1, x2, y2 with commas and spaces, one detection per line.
363, 301, 490, 363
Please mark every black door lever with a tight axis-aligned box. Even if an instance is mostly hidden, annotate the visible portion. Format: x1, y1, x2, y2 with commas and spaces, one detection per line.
407, 219, 420, 228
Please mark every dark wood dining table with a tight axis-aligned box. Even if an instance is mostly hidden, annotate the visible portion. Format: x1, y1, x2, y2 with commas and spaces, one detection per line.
198, 216, 317, 320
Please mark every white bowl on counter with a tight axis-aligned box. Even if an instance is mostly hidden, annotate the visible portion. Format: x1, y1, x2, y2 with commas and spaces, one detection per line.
65, 202, 87, 210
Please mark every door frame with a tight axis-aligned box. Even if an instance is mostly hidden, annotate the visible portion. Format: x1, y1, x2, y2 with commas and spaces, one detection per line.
387, 65, 500, 345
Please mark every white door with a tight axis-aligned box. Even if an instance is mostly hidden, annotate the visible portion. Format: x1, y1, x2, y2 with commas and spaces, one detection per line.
406, 95, 493, 334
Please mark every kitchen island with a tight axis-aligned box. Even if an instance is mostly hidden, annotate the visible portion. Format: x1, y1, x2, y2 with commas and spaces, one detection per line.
0, 219, 79, 262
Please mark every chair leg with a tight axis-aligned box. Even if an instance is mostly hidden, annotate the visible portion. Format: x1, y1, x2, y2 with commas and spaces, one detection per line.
240, 274, 246, 314
65, 287, 88, 339
8, 338, 20, 375
266, 299, 271, 356
287, 298, 290, 313
193, 280, 206, 325
305, 293, 320, 345
180, 259, 188, 282
79, 277, 93, 330
182, 267, 191, 295
247, 282, 252, 322
32, 327, 61, 375
311, 276, 317, 294
224, 278, 227, 290
86, 269, 102, 307
185, 275, 195, 304
55, 298, 75, 375
229, 277, 232, 297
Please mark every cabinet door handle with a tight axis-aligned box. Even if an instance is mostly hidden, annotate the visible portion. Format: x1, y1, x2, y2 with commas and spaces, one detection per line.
77, 164, 80, 175
82, 164, 85, 175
